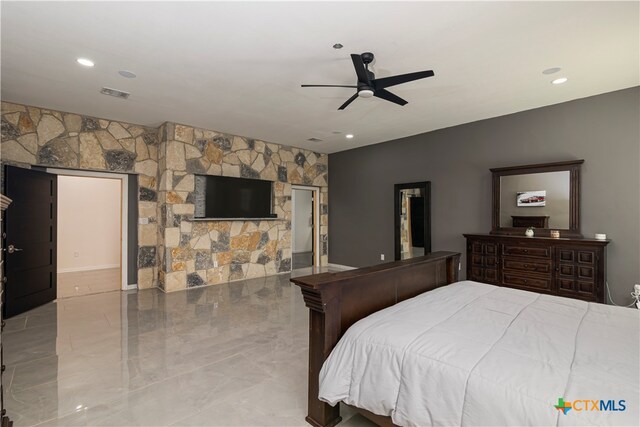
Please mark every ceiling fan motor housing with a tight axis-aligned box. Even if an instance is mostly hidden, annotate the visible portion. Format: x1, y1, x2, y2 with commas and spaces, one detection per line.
360, 52, 375, 64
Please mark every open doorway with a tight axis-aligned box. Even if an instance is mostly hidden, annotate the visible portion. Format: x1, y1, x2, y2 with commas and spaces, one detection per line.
292, 186, 320, 269
56, 175, 123, 298
3, 166, 130, 317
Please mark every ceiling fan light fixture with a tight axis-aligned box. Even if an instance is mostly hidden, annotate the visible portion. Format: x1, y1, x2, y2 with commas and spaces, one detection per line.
358, 89, 374, 98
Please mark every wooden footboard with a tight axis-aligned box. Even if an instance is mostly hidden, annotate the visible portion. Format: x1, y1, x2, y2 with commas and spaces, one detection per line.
291, 251, 461, 427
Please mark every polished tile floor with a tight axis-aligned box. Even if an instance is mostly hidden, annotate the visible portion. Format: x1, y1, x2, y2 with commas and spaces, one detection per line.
57, 268, 121, 299
4, 267, 374, 427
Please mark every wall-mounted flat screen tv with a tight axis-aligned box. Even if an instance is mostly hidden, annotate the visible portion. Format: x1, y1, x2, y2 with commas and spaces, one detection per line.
194, 175, 275, 219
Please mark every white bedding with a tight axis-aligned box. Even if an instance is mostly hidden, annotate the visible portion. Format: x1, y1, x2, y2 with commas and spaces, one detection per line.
319, 280, 639, 426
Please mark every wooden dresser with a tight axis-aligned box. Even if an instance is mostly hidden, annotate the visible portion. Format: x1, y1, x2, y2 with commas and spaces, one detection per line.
0, 195, 11, 427
464, 233, 609, 303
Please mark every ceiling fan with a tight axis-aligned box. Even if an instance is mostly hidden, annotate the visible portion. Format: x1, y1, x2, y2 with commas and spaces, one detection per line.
301, 52, 434, 110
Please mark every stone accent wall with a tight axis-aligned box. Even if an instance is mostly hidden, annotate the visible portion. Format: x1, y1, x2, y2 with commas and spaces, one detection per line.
157, 123, 328, 292
0, 101, 329, 292
0, 102, 160, 289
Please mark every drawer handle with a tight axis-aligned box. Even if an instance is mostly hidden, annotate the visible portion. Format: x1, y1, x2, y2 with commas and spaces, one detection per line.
524, 279, 528, 284
523, 249, 528, 253
523, 264, 528, 268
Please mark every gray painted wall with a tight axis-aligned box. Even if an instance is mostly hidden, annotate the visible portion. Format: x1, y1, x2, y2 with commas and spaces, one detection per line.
328, 87, 639, 304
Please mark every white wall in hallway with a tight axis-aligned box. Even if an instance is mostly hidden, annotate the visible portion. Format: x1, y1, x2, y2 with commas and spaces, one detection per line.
57, 176, 122, 272
292, 189, 313, 253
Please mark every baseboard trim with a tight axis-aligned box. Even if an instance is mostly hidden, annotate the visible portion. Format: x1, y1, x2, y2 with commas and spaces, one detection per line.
58, 264, 120, 273
327, 263, 356, 271
125, 284, 137, 290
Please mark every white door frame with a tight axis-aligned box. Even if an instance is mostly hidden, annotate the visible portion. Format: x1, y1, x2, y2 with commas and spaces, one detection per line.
46, 168, 130, 291
291, 185, 321, 267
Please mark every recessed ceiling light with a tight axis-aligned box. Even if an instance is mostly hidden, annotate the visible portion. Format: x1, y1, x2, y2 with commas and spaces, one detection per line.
551, 77, 568, 85
76, 58, 94, 67
542, 67, 561, 75
345, 134, 354, 139
118, 70, 137, 78
333, 43, 343, 49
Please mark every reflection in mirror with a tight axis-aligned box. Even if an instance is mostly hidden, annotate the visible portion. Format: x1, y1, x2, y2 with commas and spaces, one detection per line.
499, 171, 570, 229
400, 188, 425, 259
394, 182, 431, 261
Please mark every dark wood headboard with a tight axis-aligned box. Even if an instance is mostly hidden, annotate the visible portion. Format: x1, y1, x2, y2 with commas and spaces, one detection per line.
291, 251, 461, 427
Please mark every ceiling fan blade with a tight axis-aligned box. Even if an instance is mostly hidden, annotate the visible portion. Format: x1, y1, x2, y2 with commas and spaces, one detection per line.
351, 54, 371, 84
373, 70, 434, 89
374, 89, 408, 106
301, 84, 358, 88
338, 93, 359, 110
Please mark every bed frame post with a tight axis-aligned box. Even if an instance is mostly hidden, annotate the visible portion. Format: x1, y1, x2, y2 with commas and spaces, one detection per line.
447, 253, 460, 283
300, 287, 342, 427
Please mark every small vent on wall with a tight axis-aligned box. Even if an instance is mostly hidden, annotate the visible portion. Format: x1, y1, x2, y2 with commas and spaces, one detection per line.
307, 137, 322, 142
100, 87, 130, 99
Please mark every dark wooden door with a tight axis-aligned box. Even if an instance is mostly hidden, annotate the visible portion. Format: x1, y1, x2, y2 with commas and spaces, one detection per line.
3, 166, 57, 317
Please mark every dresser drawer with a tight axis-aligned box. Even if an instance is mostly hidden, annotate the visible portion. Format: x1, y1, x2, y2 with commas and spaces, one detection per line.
503, 272, 552, 291
502, 245, 551, 259
470, 267, 498, 285
502, 258, 552, 274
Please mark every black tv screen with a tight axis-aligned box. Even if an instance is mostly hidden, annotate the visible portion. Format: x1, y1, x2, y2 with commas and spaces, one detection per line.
194, 175, 274, 219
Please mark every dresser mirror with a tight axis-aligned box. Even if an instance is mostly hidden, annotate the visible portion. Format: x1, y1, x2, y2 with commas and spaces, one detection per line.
491, 160, 583, 237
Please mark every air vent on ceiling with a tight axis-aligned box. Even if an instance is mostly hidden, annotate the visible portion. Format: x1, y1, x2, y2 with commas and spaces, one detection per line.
100, 87, 130, 99
307, 137, 322, 142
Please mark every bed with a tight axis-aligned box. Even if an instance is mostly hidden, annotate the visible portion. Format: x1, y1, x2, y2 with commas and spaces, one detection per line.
291, 252, 639, 427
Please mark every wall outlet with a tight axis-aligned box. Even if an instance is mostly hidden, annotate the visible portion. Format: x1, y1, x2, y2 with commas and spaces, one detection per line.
74, 252, 79, 258
139, 217, 149, 225
380, 254, 385, 261
213, 260, 219, 268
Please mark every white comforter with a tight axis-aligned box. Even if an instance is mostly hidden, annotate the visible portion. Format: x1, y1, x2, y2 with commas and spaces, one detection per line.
319, 281, 639, 426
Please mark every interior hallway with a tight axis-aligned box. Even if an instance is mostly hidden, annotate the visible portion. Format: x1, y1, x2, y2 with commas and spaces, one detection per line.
3, 267, 373, 427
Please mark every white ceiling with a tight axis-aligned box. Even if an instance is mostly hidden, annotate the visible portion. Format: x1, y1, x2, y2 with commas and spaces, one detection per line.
1, 2, 638, 153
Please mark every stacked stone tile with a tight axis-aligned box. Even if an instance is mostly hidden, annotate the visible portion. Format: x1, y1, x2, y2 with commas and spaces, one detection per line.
157, 123, 328, 291
0, 102, 329, 292
0, 102, 160, 289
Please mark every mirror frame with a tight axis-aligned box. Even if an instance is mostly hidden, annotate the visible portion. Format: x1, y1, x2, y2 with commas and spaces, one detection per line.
491, 160, 584, 237
394, 181, 431, 261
